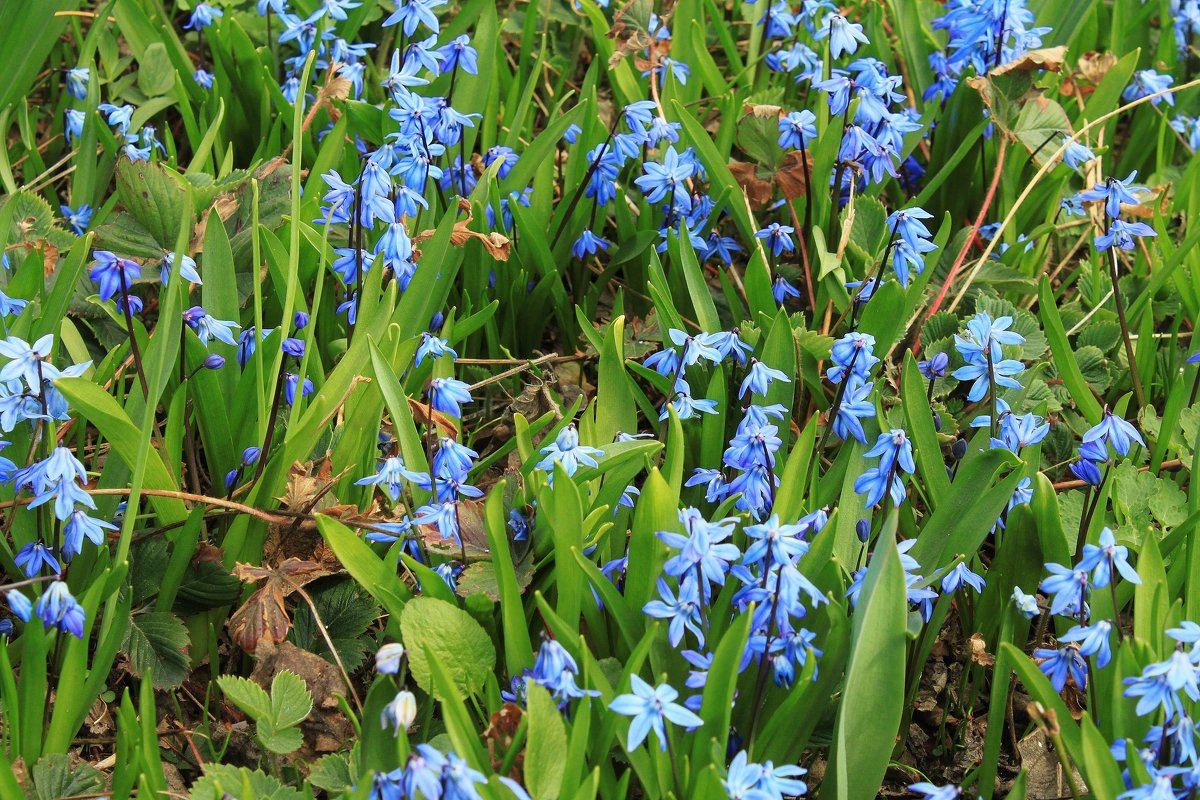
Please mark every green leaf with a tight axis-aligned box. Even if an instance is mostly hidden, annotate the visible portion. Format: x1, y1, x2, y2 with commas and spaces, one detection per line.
307, 752, 354, 792
216, 675, 272, 722
259, 727, 304, 756
137, 41, 176, 96
400, 597, 496, 699
120, 611, 190, 689
270, 671, 313, 730
188, 764, 305, 800
830, 538, 907, 800
290, 580, 379, 672
27, 753, 104, 800
525, 684, 568, 800
902, 354, 951, 506
1038, 277, 1103, 424
112, 159, 193, 251
173, 559, 242, 615
315, 516, 410, 619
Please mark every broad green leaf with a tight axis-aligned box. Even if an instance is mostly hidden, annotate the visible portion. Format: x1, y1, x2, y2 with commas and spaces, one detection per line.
121, 611, 190, 689
270, 671, 313, 730
526, 684, 568, 800
216, 675, 272, 722
830, 539, 907, 800
400, 597, 496, 699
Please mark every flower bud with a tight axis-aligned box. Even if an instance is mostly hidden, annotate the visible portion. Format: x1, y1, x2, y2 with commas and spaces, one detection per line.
855, 518, 871, 543
203, 354, 225, 370
293, 311, 309, 330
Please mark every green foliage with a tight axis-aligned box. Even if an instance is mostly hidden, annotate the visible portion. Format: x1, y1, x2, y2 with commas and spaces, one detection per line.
216, 672, 313, 755
400, 596, 497, 699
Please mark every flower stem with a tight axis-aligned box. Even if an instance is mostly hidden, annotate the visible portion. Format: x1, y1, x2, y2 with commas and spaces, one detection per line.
1108, 246, 1146, 408
117, 269, 148, 397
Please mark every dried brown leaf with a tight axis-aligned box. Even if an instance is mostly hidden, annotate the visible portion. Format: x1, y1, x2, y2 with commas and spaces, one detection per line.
228, 559, 332, 653
729, 161, 774, 210
968, 632, 995, 667
775, 150, 813, 200
1077, 51, 1118, 85
991, 46, 1068, 76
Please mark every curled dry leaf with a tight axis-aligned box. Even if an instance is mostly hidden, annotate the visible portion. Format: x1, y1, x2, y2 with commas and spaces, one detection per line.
409, 397, 459, 436
228, 558, 332, 653
413, 198, 511, 261
968, 632, 995, 667
991, 45, 1067, 76
741, 103, 784, 119
1077, 51, 1118, 85
775, 150, 814, 200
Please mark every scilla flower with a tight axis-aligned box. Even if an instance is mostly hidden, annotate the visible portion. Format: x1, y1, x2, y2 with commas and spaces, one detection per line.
608, 675, 703, 751
536, 423, 602, 476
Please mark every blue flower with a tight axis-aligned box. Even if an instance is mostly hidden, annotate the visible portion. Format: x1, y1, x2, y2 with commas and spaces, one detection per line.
608, 675, 703, 751
827, 332, 878, 384
659, 507, 740, 589
6, 590, 31, 622
36, 581, 85, 638
162, 252, 202, 285
832, 377, 875, 444
0, 334, 54, 393
1061, 136, 1096, 170
1012, 587, 1039, 619
60, 203, 93, 236
643, 577, 705, 647
941, 562, 986, 594
194, 68, 214, 89
528, 638, 599, 706
536, 423, 602, 476
754, 223, 796, 257
283, 373, 313, 405
634, 146, 694, 204
1077, 172, 1148, 220
815, 12, 869, 58
428, 377, 472, 417
739, 359, 790, 399
1082, 409, 1145, 457
184, 2, 223, 29
63, 510, 117, 560
381, 0, 446, 36
183, 307, 241, 347
357, 456, 427, 502
686, 468, 729, 503
1034, 646, 1088, 691
778, 110, 817, 150
706, 329, 753, 364
1096, 219, 1157, 251
15, 540, 60, 577
854, 429, 915, 507
64, 66, 89, 99
1078, 527, 1141, 588
952, 353, 1025, 402
908, 782, 963, 800
1123, 651, 1200, 719
992, 411, 1049, 452
88, 251, 141, 303
1060, 620, 1114, 668
1040, 563, 1089, 617
1123, 69, 1175, 107
918, 352, 949, 380
772, 276, 801, 305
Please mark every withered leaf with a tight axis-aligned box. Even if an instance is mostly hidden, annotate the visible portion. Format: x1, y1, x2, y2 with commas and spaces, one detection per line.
228, 558, 332, 653
729, 161, 774, 210
418, 499, 490, 559
775, 150, 813, 200
1076, 51, 1117, 85
991, 46, 1067, 76
968, 632, 995, 667
413, 199, 511, 260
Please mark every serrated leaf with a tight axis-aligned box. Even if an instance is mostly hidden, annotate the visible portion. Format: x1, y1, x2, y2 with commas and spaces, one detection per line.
1077, 320, 1121, 353
923, 311, 960, 346
259, 726, 304, 755
1073, 345, 1110, 391
27, 753, 104, 800
454, 558, 535, 602
400, 596, 496, 699
1012, 96, 1071, 165
174, 559, 243, 615
130, 539, 170, 607
216, 675, 272, 721
269, 670, 313, 730
290, 579, 378, 672
188, 764, 305, 800
307, 753, 354, 792
121, 611, 190, 689
114, 159, 193, 250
